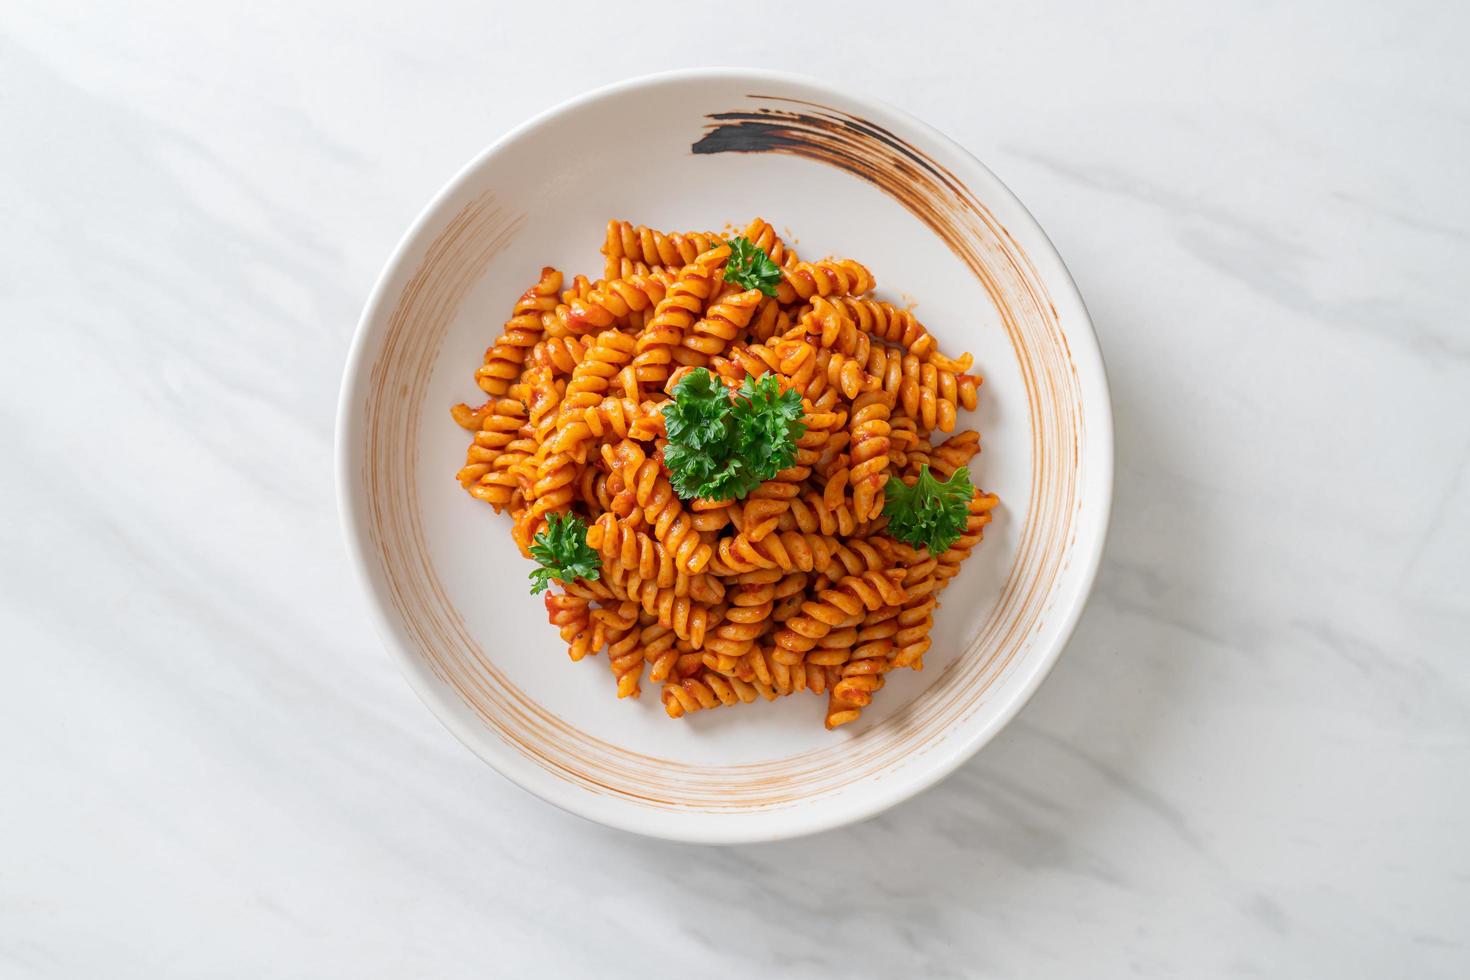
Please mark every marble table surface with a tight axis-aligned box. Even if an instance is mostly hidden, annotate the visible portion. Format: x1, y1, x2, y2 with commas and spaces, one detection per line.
3, 1, 1467, 976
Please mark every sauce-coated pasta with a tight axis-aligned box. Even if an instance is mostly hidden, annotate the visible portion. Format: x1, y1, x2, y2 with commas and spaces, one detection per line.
451, 219, 998, 729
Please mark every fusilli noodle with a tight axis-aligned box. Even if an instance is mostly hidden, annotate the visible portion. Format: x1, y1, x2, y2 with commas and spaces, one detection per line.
452, 219, 998, 729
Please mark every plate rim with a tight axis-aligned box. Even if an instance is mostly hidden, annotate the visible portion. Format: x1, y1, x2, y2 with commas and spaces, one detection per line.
336, 66, 1114, 844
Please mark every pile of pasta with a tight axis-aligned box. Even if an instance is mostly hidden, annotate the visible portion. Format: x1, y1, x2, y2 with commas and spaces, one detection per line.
451, 219, 998, 729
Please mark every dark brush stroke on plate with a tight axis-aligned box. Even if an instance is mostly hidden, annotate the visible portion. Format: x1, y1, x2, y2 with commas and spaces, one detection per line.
692, 102, 948, 186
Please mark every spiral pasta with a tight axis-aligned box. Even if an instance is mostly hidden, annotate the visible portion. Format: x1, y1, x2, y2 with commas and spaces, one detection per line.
632, 246, 727, 387
561, 272, 669, 334
450, 397, 529, 512
601, 220, 722, 279
701, 568, 782, 668
474, 267, 561, 396
603, 439, 712, 574
772, 569, 907, 659
452, 218, 999, 729
683, 286, 764, 361
592, 602, 643, 698
783, 257, 875, 301
544, 588, 593, 662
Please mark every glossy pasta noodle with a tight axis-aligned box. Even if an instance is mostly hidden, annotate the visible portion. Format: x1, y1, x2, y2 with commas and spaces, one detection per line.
451, 219, 998, 730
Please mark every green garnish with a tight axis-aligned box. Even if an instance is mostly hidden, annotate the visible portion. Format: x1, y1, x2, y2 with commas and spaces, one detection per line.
528, 513, 601, 594
723, 236, 783, 297
882, 465, 974, 555
662, 369, 806, 501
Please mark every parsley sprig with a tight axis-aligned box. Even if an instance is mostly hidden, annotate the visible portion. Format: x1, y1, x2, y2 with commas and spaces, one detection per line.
882, 465, 974, 555
527, 512, 601, 594
662, 369, 806, 501
723, 236, 783, 297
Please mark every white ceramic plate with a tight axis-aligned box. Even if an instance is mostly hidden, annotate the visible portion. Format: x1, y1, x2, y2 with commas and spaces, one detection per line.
337, 69, 1112, 843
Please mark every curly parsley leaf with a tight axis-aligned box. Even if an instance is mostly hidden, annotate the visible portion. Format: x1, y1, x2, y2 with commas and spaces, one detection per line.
662, 368, 740, 498
734, 373, 805, 476
723, 236, 783, 297
882, 465, 974, 555
661, 369, 806, 501
527, 512, 601, 594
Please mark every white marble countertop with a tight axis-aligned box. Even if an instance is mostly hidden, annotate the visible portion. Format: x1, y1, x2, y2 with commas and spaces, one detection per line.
4, 1, 1467, 976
